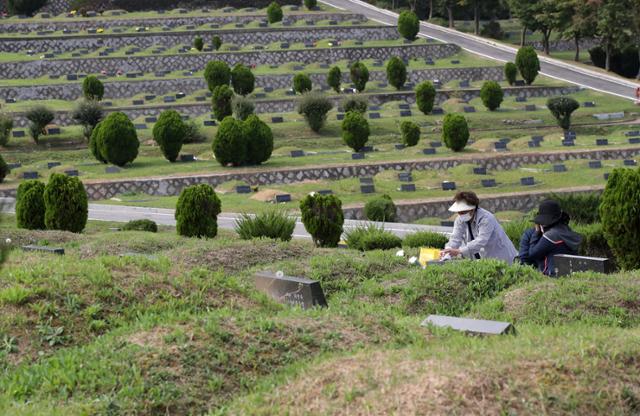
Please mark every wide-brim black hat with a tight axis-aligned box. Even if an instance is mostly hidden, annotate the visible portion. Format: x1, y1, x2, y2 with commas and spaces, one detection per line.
534, 199, 563, 226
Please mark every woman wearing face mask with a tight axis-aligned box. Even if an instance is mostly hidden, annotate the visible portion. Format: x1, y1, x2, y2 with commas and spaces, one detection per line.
440, 191, 518, 264
519, 199, 582, 276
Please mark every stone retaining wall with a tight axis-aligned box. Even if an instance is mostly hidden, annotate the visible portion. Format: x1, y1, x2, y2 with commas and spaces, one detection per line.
526, 38, 599, 53
38, 0, 71, 15
0, 25, 399, 53
8, 85, 579, 127
0, 12, 365, 33
0, 66, 504, 101
0, 43, 457, 79
0, 147, 632, 200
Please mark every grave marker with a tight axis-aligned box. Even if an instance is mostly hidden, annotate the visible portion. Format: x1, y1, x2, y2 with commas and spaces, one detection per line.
562, 139, 575, 147
463, 106, 475, 113
515, 96, 527, 102
360, 184, 375, 194
23, 171, 38, 179
134, 124, 147, 130
588, 161, 602, 169
596, 138, 609, 146
400, 110, 412, 117
369, 112, 380, 119
400, 183, 416, 192
481, 179, 496, 187
236, 185, 252, 194
514, 80, 525, 86
524, 104, 536, 111
65, 169, 79, 176
441, 220, 454, 227
7, 163, 21, 170
494, 142, 507, 151
583, 101, 596, 108
351, 152, 365, 160
459, 80, 470, 88
398, 172, 413, 182
553, 164, 567, 172
47, 161, 61, 169
271, 117, 283, 123
105, 166, 120, 174
629, 138, 640, 144
520, 177, 535, 186
421, 315, 515, 336
604, 173, 610, 180
290, 150, 305, 158
203, 120, 216, 127
624, 159, 637, 166
473, 167, 486, 175
422, 148, 436, 155
318, 189, 333, 195
554, 254, 613, 276
395, 144, 405, 150
22, 245, 65, 255
180, 154, 195, 162
336, 113, 345, 120
46, 127, 60, 135
13, 130, 25, 138
275, 194, 291, 203
145, 117, 157, 123
442, 181, 456, 191
361, 146, 374, 153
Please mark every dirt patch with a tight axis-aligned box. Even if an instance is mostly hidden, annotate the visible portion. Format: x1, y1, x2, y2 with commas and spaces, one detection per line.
127, 326, 172, 349
250, 189, 284, 202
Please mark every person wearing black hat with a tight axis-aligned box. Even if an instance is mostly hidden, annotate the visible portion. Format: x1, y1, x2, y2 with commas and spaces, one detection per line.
519, 199, 583, 276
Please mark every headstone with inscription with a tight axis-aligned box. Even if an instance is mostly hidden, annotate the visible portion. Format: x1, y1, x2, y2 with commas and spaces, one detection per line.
254, 271, 327, 309
554, 254, 613, 276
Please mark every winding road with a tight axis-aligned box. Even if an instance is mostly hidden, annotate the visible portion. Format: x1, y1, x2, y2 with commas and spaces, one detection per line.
321, 0, 639, 101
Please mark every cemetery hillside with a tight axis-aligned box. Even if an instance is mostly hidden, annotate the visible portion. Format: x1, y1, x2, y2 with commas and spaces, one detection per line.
0, 0, 640, 414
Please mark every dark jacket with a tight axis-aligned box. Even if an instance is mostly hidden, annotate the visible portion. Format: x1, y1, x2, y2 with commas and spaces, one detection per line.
521, 224, 583, 276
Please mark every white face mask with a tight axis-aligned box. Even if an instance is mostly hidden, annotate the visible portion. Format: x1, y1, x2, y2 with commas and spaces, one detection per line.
458, 213, 472, 222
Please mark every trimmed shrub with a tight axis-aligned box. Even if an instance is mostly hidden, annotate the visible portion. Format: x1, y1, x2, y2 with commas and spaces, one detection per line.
300, 193, 344, 248
400, 120, 420, 147
350, 61, 369, 92
504, 62, 517, 86
204, 60, 230, 91
0, 154, 7, 183
122, 219, 158, 233
293, 73, 312, 94
43, 173, 88, 233
91, 112, 138, 166
25, 105, 54, 144
0, 114, 13, 147
304, 0, 317, 9
211, 84, 234, 121
235, 209, 296, 241
82, 75, 104, 101
175, 184, 221, 238
297, 91, 333, 132
193, 36, 203, 51
153, 110, 186, 163
403, 231, 448, 249
364, 194, 397, 222
231, 64, 255, 96
341, 111, 370, 152
397, 10, 419, 41
342, 95, 368, 114
327, 66, 342, 93
386, 56, 407, 90
547, 97, 580, 130
212, 116, 247, 166
415, 81, 436, 115
183, 120, 207, 144
267, 1, 283, 23
345, 224, 402, 251
548, 192, 601, 224
8, 0, 47, 16
71, 100, 103, 141
480, 81, 504, 111
212, 35, 222, 51
243, 114, 273, 165
232, 95, 255, 121
442, 113, 469, 152
480, 20, 504, 40
16, 180, 45, 230
574, 222, 612, 259
515, 46, 540, 85
599, 168, 640, 270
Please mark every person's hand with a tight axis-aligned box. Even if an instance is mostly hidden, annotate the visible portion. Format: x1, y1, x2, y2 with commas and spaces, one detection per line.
535, 224, 542, 234
440, 248, 461, 258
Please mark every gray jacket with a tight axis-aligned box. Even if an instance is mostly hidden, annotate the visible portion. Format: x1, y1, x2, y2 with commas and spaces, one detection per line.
445, 207, 518, 264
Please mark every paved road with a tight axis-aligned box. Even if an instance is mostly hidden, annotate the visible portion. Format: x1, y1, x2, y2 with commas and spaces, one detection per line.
0, 198, 452, 239
321, 0, 639, 101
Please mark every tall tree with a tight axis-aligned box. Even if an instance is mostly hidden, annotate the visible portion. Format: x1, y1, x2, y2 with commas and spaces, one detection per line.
631, 0, 640, 78
534, 0, 573, 55
596, 0, 633, 71
442, 0, 457, 28
560, 0, 598, 61
508, 0, 542, 46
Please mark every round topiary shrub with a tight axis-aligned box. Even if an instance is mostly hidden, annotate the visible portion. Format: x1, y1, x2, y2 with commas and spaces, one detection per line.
175, 184, 221, 238
72, 100, 103, 141
415, 81, 436, 115
599, 168, 640, 270
232, 95, 255, 121
365, 194, 397, 222
25, 105, 54, 144
193, 36, 204, 51
403, 231, 448, 248
341, 111, 370, 152
398, 10, 419, 41
16, 180, 45, 230
0, 114, 13, 147
212, 116, 247, 166
386, 56, 407, 90
91, 112, 139, 166
304, 0, 317, 9
0, 154, 8, 184
8, 0, 47, 16
267, 1, 283, 24
43, 173, 88, 233
298, 91, 333, 132
122, 219, 158, 232
82, 75, 104, 101
515, 46, 540, 85
342, 95, 368, 114
547, 97, 580, 130
300, 193, 344, 247
212, 35, 222, 51
231, 64, 255, 96
442, 113, 469, 152
204, 60, 231, 91
293, 73, 312, 94
243, 114, 273, 165
350, 61, 369, 92
153, 109, 186, 162
504, 62, 517, 86
327, 66, 342, 93
400, 120, 420, 147
212, 84, 234, 121
480, 81, 504, 111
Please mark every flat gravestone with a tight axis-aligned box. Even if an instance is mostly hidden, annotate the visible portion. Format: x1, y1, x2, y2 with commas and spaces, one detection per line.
626, 131, 640, 137
525, 104, 536, 111
531, 135, 543, 142
65, 169, 79, 176
564, 131, 577, 139
432, 107, 445, 115
481, 179, 496, 187
275, 194, 291, 203
236, 185, 252, 194
514, 80, 525, 86
361, 146, 374, 153
5, 98, 16, 104
134, 124, 147, 130
47, 161, 61, 169
473, 167, 486, 175
144, 95, 156, 101
290, 150, 305, 158
553, 164, 567, 172
163, 96, 176, 103
176, 92, 186, 99
459, 80, 470, 88
589, 161, 602, 169
13, 130, 25, 138
336, 113, 345, 120
421, 315, 514, 336
318, 189, 333, 195
400, 183, 416, 192
624, 159, 637, 166
554, 254, 613, 276
430, 141, 442, 148
23, 171, 38, 179
351, 152, 365, 160
515, 96, 527, 102
400, 110, 412, 117
398, 172, 413, 182
360, 184, 375, 194
442, 181, 456, 191
596, 138, 608, 146
562, 139, 575, 147
629, 138, 640, 144
494, 142, 507, 151
395, 144, 405, 150
463, 106, 475, 113
520, 177, 535, 186
7, 163, 21, 169
47, 127, 60, 135
604, 173, 610, 180
450, 60, 460, 64
441, 220, 454, 227
203, 120, 216, 127
22, 245, 64, 255
105, 166, 121, 174
359, 177, 374, 184
369, 113, 380, 119
271, 116, 284, 123
423, 148, 436, 155
399, 103, 410, 110
180, 154, 195, 162
145, 117, 157, 123
583, 101, 596, 108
